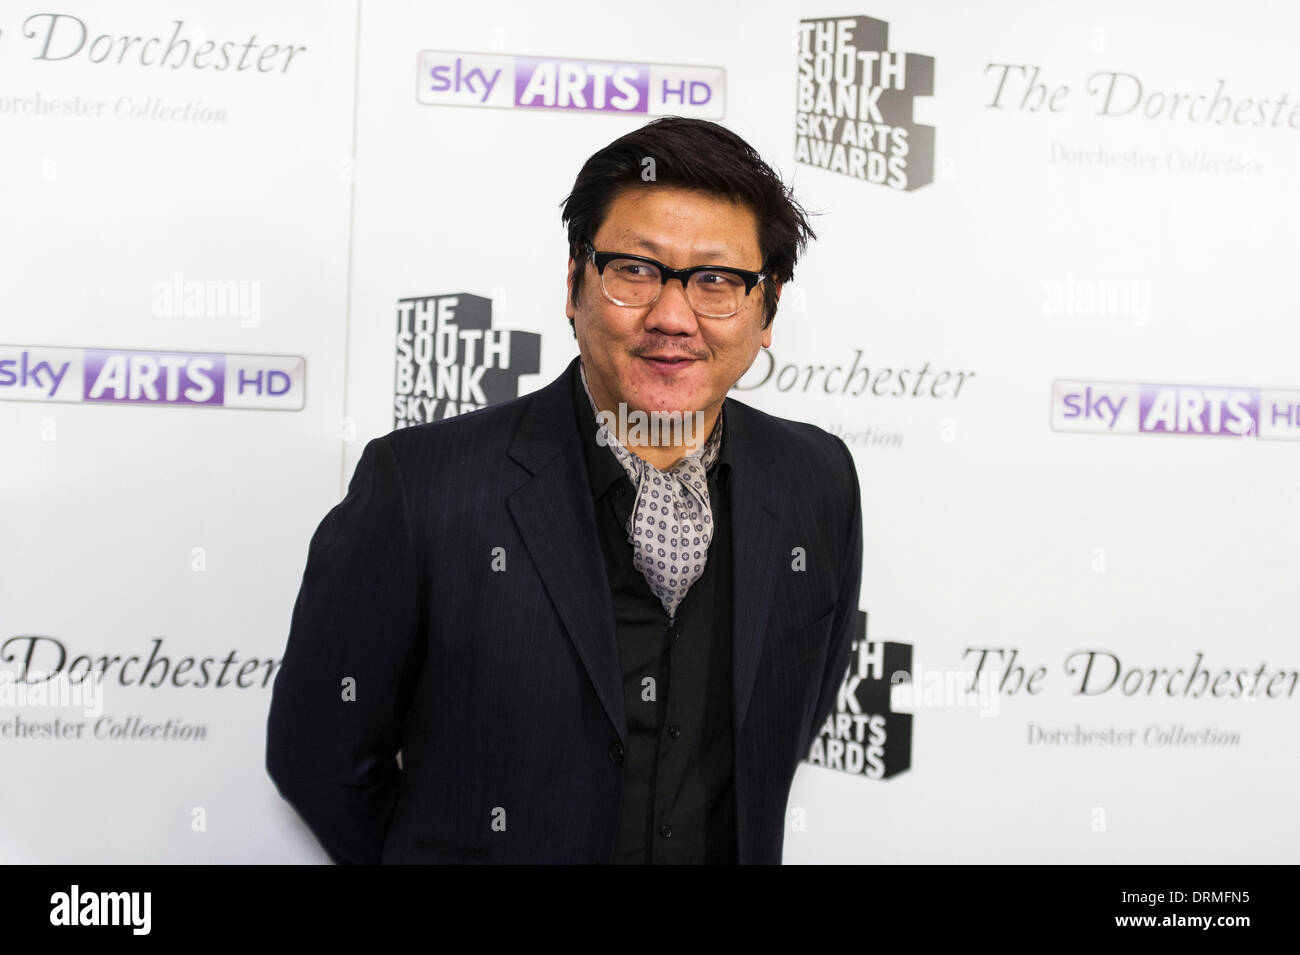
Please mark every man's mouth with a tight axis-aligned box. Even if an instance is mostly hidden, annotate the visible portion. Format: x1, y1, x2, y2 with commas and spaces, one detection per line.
639, 354, 697, 372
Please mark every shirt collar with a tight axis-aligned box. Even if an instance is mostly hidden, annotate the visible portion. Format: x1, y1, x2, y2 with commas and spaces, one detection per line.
571, 357, 731, 502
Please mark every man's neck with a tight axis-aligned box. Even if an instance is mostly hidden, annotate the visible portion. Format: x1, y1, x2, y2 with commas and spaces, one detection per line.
619, 407, 721, 470
582, 366, 721, 470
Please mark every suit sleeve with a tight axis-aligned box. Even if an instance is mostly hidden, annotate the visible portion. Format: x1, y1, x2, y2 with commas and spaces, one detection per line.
265, 435, 425, 864
803, 436, 863, 753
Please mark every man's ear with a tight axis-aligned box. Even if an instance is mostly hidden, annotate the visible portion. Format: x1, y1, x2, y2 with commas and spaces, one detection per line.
760, 280, 782, 347
565, 257, 577, 321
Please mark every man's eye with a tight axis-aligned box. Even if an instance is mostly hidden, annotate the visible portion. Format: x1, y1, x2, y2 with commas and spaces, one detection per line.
696, 271, 742, 287
614, 263, 655, 277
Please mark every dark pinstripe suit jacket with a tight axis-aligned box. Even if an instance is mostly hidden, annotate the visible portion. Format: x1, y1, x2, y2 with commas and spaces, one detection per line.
266, 354, 862, 864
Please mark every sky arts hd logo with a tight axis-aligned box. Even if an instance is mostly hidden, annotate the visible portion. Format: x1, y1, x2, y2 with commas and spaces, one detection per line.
417, 51, 724, 117
0, 345, 303, 410
1051, 379, 1300, 440
794, 15, 935, 190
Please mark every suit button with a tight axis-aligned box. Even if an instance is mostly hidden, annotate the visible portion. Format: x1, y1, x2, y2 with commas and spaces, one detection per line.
659, 824, 672, 839
668, 724, 681, 739
608, 741, 624, 765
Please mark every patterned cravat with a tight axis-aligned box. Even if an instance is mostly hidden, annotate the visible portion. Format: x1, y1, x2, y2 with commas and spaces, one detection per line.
579, 361, 723, 620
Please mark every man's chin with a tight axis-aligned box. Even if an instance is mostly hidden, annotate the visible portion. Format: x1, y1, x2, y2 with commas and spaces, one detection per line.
624, 392, 713, 419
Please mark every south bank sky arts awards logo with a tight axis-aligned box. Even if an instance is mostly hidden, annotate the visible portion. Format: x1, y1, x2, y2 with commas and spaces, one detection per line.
806, 611, 913, 780
794, 14, 935, 190
394, 293, 540, 427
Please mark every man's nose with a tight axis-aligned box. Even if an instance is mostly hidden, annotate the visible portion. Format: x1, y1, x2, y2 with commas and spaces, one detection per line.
643, 277, 700, 335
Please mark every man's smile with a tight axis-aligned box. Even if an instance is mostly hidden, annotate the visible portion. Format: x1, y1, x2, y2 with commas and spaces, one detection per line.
638, 353, 700, 374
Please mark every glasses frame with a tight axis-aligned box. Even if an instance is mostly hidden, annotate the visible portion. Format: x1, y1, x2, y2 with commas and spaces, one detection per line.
582, 243, 767, 318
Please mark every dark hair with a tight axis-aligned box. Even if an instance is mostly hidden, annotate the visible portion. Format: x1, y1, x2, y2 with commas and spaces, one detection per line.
560, 117, 816, 332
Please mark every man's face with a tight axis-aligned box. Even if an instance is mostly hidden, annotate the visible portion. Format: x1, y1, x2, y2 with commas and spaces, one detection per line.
566, 185, 775, 422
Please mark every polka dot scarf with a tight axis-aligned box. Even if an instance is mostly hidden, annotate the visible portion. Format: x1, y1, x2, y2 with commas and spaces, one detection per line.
580, 361, 723, 621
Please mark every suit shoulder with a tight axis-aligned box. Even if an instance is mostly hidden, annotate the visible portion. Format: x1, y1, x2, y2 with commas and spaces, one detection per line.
726, 396, 852, 470
726, 396, 859, 543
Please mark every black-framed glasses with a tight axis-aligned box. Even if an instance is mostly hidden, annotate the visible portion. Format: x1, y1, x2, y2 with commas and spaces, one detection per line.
583, 244, 766, 318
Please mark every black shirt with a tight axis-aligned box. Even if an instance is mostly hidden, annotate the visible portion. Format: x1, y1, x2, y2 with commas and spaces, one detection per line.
571, 362, 738, 864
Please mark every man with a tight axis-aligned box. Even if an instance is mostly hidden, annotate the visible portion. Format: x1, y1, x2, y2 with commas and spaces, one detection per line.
266, 117, 863, 864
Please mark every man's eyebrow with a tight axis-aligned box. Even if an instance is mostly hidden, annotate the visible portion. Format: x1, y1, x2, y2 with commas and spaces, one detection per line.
620, 236, 738, 261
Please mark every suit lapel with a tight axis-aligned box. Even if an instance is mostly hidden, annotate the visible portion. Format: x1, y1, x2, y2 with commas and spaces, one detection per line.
507, 357, 626, 741
723, 398, 784, 735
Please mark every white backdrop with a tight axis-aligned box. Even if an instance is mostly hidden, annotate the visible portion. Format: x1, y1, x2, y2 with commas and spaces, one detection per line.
2, 0, 1296, 863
